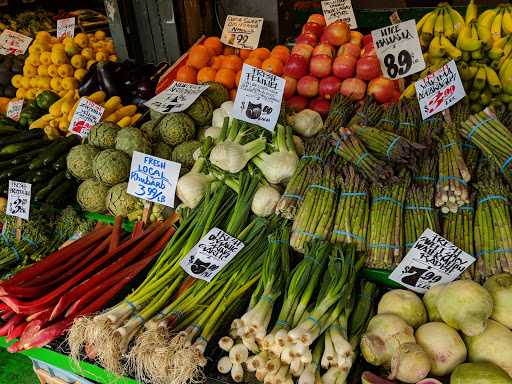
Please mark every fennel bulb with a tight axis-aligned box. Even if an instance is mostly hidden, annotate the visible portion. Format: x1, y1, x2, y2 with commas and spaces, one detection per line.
212, 101, 234, 128
251, 185, 281, 217
288, 109, 323, 138
176, 172, 216, 208
205, 126, 222, 140
292, 135, 304, 157
210, 139, 266, 174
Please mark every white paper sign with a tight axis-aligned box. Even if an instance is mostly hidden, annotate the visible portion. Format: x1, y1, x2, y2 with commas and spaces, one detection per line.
220, 15, 264, 50
179, 228, 245, 282
69, 98, 105, 138
232, 64, 285, 132
371, 20, 425, 80
0, 29, 32, 55
127, 151, 181, 207
389, 229, 476, 293
6, 181, 31, 220
321, 0, 357, 29
6, 99, 23, 122
415, 60, 465, 120
145, 81, 209, 114
57, 18, 75, 41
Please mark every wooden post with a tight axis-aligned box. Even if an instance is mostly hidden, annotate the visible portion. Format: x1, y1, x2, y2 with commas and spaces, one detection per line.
16, 217, 21, 241
443, 108, 453, 126
141, 200, 152, 227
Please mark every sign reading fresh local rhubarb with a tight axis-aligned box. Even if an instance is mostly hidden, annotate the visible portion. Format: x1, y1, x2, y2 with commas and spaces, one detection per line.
220, 15, 264, 50
415, 60, 465, 120
144, 81, 209, 113
389, 229, 476, 294
57, 17, 75, 41
6, 99, 23, 121
127, 151, 181, 208
69, 98, 105, 138
371, 19, 425, 80
180, 228, 245, 282
232, 63, 285, 132
321, 0, 357, 29
6, 181, 31, 220
0, 29, 32, 55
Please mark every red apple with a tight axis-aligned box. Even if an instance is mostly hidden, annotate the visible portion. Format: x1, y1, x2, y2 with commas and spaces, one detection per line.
356, 56, 381, 80
367, 77, 394, 103
319, 76, 342, 100
307, 14, 326, 27
362, 34, 373, 48
283, 54, 310, 79
283, 75, 298, 99
332, 55, 357, 79
340, 78, 367, 100
286, 95, 309, 113
308, 98, 330, 114
309, 54, 333, 78
302, 22, 324, 39
337, 43, 361, 59
320, 33, 329, 44
296, 33, 318, 47
313, 43, 336, 58
291, 43, 314, 60
349, 31, 364, 46
297, 75, 320, 98
391, 90, 401, 103
361, 43, 376, 57
325, 21, 350, 47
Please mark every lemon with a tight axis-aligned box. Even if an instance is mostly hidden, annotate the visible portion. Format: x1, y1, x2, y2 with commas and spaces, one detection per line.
16, 88, 27, 99
95, 51, 109, 61
74, 33, 89, 49
47, 64, 59, 78
51, 50, 68, 66
81, 47, 95, 61
23, 64, 37, 77
37, 76, 52, 90
62, 37, 74, 45
40, 51, 52, 66
52, 43, 65, 52
70, 55, 86, 69
29, 76, 39, 89
50, 76, 64, 91
62, 77, 79, 90
33, 39, 50, 53
73, 68, 88, 82
109, 55, 117, 62
28, 53, 41, 66
86, 60, 97, 70
94, 30, 107, 41
11, 74, 22, 88
37, 65, 48, 77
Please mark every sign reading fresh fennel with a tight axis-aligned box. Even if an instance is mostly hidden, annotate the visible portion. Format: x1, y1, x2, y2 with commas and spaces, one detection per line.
144, 81, 209, 113
389, 228, 476, 294
6, 181, 31, 220
221, 15, 264, 50
321, 0, 357, 29
180, 228, 245, 282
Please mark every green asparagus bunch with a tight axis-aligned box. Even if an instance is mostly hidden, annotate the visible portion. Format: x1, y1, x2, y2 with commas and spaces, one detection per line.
347, 96, 384, 128
324, 93, 360, 134
452, 104, 480, 176
375, 103, 399, 132
397, 102, 422, 141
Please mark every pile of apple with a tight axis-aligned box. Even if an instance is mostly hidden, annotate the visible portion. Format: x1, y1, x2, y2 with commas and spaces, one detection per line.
283, 14, 401, 114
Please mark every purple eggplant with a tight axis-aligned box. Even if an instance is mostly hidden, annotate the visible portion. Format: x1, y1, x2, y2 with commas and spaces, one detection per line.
96, 60, 120, 100
137, 62, 170, 100
78, 61, 100, 97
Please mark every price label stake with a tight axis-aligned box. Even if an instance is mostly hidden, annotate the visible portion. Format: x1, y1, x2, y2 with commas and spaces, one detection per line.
389, 229, 476, 293
69, 98, 105, 138
390, 11, 401, 25
0, 29, 32, 55
321, 0, 357, 29
6, 99, 23, 122
57, 17, 76, 41
220, 15, 264, 50
144, 81, 209, 114
371, 19, 425, 80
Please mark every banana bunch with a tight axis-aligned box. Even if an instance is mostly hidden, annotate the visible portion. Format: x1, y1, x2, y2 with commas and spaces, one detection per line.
425, 33, 463, 65
478, 3, 512, 42
417, 2, 465, 50
456, 19, 493, 62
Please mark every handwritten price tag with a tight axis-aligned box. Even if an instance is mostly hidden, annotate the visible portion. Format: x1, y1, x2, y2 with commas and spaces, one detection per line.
321, 0, 357, 29
6, 181, 31, 220
127, 151, 181, 208
179, 228, 245, 282
144, 81, 209, 113
415, 60, 465, 120
57, 17, 75, 41
389, 229, 476, 293
0, 29, 32, 56
221, 15, 264, 50
6, 99, 23, 121
69, 98, 105, 138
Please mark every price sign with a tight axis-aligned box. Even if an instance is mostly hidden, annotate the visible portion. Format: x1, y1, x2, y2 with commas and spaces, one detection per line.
127, 151, 181, 208
6, 99, 23, 121
144, 81, 209, 113
6, 181, 31, 220
371, 20, 425, 80
0, 29, 32, 56
180, 228, 245, 282
57, 17, 75, 41
390, 12, 401, 24
389, 229, 476, 293
69, 98, 105, 138
232, 63, 285, 132
415, 60, 465, 120
220, 15, 264, 50
321, 0, 357, 29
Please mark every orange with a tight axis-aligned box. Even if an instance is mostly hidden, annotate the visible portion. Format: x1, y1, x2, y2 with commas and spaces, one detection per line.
229, 89, 237, 101
86, 60, 97, 70
239, 49, 252, 61
188, 45, 213, 70
186, 58, 193, 66
32, 39, 50, 53
235, 70, 242, 87
62, 77, 79, 90
244, 57, 263, 69
222, 45, 236, 56
249, 47, 271, 61
204, 36, 223, 55
37, 76, 52, 91
215, 68, 236, 90
96, 51, 109, 61
95, 30, 107, 41
270, 45, 291, 64
262, 57, 284, 76
197, 67, 217, 84
221, 55, 243, 73
176, 65, 198, 84
210, 55, 223, 71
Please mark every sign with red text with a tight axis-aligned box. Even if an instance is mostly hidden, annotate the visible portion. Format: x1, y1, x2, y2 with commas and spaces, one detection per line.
0, 29, 32, 55
6, 99, 23, 121
57, 18, 75, 41
221, 15, 264, 50
415, 60, 465, 120
69, 98, 105, 138
322, 0, 357, 29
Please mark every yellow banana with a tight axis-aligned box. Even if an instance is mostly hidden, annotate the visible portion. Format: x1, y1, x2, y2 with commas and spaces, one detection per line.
478, 86, 493, 106
503, 6, 512, 36
501, 59, 512, 95
440, 34, 462, 60
421, 8, 440, 41
465, 0, 478, 25
468, 88, 481, 101
471, 49, 484, 60
400, 82, 416, 100
456, 61, 473, 80
499, 55, 512, 79
434, 7, 445, 36
499, 92, 512, 103
484, 65, 503, 93
476, 24, 493, 50
423, 52, 429, 63
429, 34, 446, 58
491, 8, 504, 42
443, 7, 454, 38
417, 10, 436, 34
446, 4, 465, 36
468, 66, 478, 79
457, 24, 482, 51
429, 55, 446, 65
473, 65, 487, 90
479, 8, 498, 29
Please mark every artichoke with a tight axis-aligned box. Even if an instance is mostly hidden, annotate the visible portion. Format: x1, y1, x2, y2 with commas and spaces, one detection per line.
88, 121, 121, 149
66, 144, 100, 180
115, 126, 153, 157
140, 120, 160, 143
172, 140, 200, 174
202, 81, 229, 109
150, 109, 165, 121
158, 112, 195, 146
105, 182, 143, 217
77, 178, 110, 213
152, 141, 174, 161
185, 96, 213, 126
92, 149, 131, 186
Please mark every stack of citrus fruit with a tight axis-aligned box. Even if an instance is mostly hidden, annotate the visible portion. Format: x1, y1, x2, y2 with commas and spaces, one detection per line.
11, 30, 117, 100
175, 36, 291, 101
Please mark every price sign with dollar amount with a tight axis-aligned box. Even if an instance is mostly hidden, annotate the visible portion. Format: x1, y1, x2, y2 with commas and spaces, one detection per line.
371, 19, 425, 80
221, 15, 264, 50
6, 181, 31, 220
389, 229, 476, 293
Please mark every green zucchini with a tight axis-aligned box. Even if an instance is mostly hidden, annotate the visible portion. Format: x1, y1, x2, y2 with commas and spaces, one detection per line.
32, 169, 58, 184
0, 128, 46, 148
28, 138, 63, 170
0, 163, 31, 183
64, 169, 73, 179
0, 137, 49, 158
15, 169, 37, 182
0, 129, 23, 137
47, 171, 68, 190
46, 179, 78, 206
0, 181, 8, 197
41, 135, 80, 166
30, 182, 47, 201
10, 147, 46, 165
53, 154, 67, 170
34, 186, 52, 203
